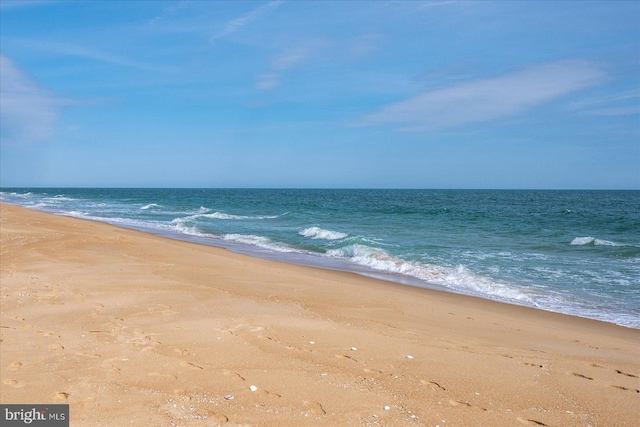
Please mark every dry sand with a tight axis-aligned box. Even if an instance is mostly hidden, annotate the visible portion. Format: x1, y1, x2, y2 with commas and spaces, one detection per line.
1, 203, 638, 426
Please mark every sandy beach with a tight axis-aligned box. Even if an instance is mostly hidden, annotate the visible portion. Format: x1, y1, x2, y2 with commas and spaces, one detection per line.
1, 203, 638, 426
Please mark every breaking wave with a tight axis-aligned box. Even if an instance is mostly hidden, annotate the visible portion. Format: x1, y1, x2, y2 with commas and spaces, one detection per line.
571, 237, 626, 247
326, 244, 535, 303
222, 234, 298, 253
299, 227, 348, 240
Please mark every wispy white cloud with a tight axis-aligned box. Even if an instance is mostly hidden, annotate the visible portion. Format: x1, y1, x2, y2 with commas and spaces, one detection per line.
569, 89, 640, 116
253, 33, 385, 92
0, 55, 69, 144
12, 38, 177, 73
249, 43, 316, 92
255, 44, 315, 90
585, 105, 640, 116
416, 1, 456, 9
358, 60, 606, 131
212, 1, 284, 41
255, 73, 280, 90
271, 48, 308, 71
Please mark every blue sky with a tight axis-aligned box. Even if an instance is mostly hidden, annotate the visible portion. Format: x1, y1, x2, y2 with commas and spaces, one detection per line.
1, 0, 638, 189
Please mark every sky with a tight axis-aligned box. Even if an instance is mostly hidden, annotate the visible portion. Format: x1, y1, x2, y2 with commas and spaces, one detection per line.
1, 0, 639, 189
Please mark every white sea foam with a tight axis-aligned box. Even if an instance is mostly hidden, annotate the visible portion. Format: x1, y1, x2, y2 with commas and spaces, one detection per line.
65, 210, 91, 218
174, 211, 281, 222
141, 203, 160, 210
66, 214, 171, 234
326, 244, 534, 303
7, 192, 33, 198
170, 217, 208, 238
206, 212, 255, 220
299, 227, 348, 240
222, 234, 298, 253
172, 222, 208, 238
571, 237, 625, 247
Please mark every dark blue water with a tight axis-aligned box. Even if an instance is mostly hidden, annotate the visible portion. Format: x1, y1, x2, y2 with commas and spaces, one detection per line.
2, 188, 638, 328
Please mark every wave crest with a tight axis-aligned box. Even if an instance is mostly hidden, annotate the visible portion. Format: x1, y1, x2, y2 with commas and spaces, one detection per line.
299, 227, 347, 240
222, 234, 298, 253
571, 237, 625, 247
327, 244, 534, 303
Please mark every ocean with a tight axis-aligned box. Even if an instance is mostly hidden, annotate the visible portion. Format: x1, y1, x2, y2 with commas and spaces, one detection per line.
1, 188, 638, 329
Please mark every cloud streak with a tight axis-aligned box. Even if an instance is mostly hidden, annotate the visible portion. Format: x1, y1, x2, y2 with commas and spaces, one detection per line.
359, 60, 606, 131
0, 55, 66, 144
255, 45, 314, 90
212, 1, 284, 41
570, 89, 640, 116
12, 38, 177, 73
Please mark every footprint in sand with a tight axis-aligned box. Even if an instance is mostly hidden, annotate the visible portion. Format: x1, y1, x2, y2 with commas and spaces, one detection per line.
524, 362, 543, 368
75, 352, 101, 358
608, 385, 640, 393
127, 332, 161, 346
192, 411, 228, 423
3, 379, 24, 388
50, 343, 65, 350
570, 372, 593, 380
180, 361, 204, 370
614, 369, 638, 378
52, 392, 70, 402
302, 400, 327, 416
148, 372, 178, 380
421, 379, 446, 391
9, 362, 22, 371
517, 417, 548, 426
257, 335, 274, 341
174, 348, 189, 356
586, 362, 604, 368
36, 330, 61, 338
262, 390, 282, 398
223, 370, 245, 381
286, 345, 311, 353
335, 354, 357, 362
449, 400, 486, 411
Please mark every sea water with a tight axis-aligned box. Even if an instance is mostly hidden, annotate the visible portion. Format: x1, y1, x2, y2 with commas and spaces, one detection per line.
2, 188, 638, 329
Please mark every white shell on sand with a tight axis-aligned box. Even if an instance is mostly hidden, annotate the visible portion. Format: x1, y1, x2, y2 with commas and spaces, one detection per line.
249, 385, 258, 392
224, 395, 234, 400
309, 341, 315, 344
384, 406, 390, 410
351, 347, 357, 351
406, 355, 414, 359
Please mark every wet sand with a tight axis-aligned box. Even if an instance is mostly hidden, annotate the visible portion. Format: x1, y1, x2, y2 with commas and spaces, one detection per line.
1, 203, 638, 426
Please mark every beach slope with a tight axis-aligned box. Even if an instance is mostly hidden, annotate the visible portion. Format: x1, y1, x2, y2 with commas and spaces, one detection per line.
1, 204, 638, 426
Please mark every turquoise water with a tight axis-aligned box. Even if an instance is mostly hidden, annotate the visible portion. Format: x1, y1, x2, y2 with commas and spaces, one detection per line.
2, 188, 638, 328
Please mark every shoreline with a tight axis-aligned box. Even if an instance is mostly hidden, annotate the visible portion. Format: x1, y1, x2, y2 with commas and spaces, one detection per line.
3, 199, 637, 330
1, 203, 639, 426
